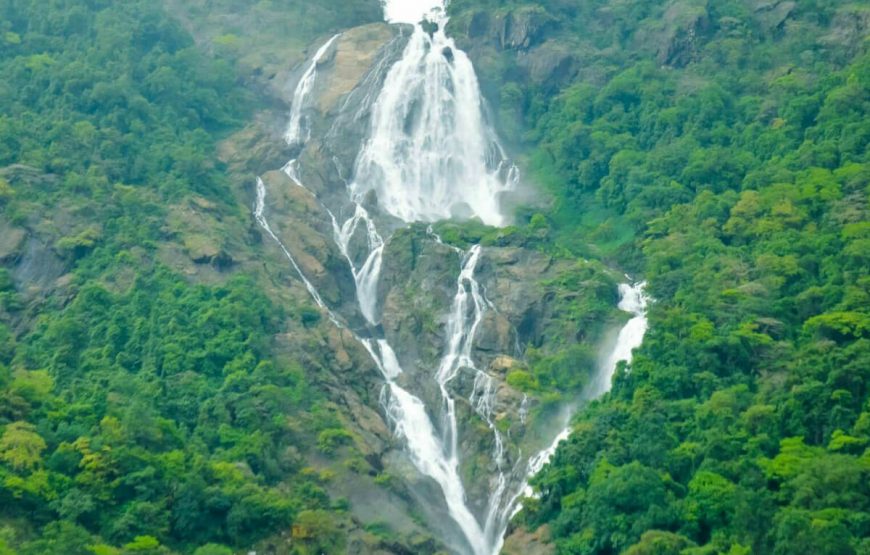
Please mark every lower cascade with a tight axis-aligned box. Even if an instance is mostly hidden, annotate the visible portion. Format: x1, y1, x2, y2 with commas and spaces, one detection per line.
251, 2, 651, 553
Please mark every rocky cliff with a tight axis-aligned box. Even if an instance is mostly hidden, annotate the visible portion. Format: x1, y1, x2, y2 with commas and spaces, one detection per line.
224, 20, 627, 552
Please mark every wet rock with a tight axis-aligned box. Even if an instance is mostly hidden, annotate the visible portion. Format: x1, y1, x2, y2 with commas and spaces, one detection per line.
501, 8, 550, 50
285, 23, 407, 183
379, 244, 459, 391
259, 170, 358, 312
422, 19, 439, 37
314, 24, 397, 112
320, 28, 409, 184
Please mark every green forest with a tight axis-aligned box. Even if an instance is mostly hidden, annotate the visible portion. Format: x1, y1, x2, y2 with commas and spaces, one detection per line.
447, 0, 870, 553
0, 1, 380, 554
1, 0, 868, 554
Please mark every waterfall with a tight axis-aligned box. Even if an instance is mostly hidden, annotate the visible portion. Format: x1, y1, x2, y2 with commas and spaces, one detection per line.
285, 33, 341, 145
382, 0, 443, 24
495, 282, 650, 548
256, 4, 650, 554
588, 282, 649, 398
433, 246, 511, 552
351, 4, 515, 226
254, 177, 329, 314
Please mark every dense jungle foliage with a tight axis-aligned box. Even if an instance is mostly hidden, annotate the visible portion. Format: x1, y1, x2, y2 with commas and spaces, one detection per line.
0, 1, 379, 553
1, 0, 868, 554
447, 0, 870, 553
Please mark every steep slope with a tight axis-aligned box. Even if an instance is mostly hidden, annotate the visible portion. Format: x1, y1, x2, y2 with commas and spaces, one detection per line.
443, 1, 870, 553
0, 2, 440, 554
244, 6, 632, 551
0, 1, 632, 554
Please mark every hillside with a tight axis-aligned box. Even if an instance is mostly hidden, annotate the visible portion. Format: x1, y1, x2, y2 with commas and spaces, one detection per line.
444, 0, 870, 553
0, 0, 868, 554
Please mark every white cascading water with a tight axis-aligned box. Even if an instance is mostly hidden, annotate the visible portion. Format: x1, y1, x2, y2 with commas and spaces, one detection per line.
263, 16, 499, 553
588, 282, 649, 398
254, 177, 328, 313
351, 3, 515, 226
499, 282, 650, 539
285, 33, 341, 145
330, 204, 385, 324
432, 245, 511, 551
255, 3, 650, 554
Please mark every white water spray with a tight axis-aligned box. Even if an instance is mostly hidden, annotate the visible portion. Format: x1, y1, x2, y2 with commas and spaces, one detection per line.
382, 0, 443, 24
330, 204, 385, 324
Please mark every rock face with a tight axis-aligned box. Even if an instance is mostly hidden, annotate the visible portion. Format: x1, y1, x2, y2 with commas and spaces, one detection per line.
516, 40, 579, 89
259, 169, 360, 313
822, 5, 870, 55
373, 225, 619, 514
0, 220, 26, 263
747, 0, 796, 31
235, 16, 623, 553
450, 6, 574, 92
456, 7, 555, 52
656, 0, 710, 67
294, 24, 409, 195
0, 165, 69, 299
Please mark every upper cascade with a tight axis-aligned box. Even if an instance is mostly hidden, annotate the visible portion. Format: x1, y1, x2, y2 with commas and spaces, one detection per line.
382, 0, 444, 24
352, 1, 517, 226
285, 33, 341, 145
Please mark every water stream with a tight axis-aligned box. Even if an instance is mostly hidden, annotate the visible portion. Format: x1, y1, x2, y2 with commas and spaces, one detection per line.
254, 3, 650, 553
285, 33, 342, 145
500, 282, 650, 541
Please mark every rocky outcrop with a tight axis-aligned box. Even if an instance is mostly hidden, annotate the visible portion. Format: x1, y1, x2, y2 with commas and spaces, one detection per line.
295, 24, 408, 191
516, 40, 578, 90
258, 170, 359, 314
0, 165, 70, 298
656, 0, 710, 67
0, 221, 26, 263
747, 0, 796, 32
821, 5, 870, 55
453, 7, 556, 52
